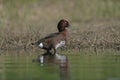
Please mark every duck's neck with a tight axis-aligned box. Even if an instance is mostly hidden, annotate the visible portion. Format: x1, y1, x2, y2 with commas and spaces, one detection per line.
58, 27, 66, 32
61, 29, 69, 37
57, 26, 66, 32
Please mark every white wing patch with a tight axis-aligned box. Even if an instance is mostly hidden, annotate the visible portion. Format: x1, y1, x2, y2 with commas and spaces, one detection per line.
55, 41, 65, 49
38, 43, 44, 48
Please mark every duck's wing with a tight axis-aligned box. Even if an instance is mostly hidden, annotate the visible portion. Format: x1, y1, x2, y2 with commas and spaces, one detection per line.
44, 32, 60, 39
32, 32, 60, 45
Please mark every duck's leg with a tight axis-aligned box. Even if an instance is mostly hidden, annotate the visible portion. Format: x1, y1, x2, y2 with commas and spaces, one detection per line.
47, 50, 50, 53
53, 48, 57, 55
47, 50, 53, 55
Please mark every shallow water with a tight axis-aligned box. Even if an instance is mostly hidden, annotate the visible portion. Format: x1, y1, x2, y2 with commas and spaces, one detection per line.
0, 50, 120, 80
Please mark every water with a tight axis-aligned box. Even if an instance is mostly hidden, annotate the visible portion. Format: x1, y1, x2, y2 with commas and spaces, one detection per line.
0, 50, 120, 80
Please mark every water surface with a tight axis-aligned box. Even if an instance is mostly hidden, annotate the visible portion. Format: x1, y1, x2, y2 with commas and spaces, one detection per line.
0, 50, 120, 80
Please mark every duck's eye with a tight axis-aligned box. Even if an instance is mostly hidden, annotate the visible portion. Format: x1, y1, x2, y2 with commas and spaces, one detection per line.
64, 21, 67, 24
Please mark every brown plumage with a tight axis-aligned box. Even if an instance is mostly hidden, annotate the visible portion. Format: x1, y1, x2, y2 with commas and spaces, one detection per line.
32, 19, 70, 54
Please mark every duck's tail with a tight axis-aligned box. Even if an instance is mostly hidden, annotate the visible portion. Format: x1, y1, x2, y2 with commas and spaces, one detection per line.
31, 39, 44, 46
31, 41, 39, 45
31, 42, 35, 45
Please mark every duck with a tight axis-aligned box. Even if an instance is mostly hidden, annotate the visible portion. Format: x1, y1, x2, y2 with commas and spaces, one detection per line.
32, 19, 71, 55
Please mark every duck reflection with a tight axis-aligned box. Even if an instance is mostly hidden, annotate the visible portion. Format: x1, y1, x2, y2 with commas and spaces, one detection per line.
33, 52, 70, 80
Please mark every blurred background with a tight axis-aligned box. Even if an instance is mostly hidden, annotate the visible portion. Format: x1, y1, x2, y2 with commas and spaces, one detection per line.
0, 0, 120, 50
0, 1, 120, 80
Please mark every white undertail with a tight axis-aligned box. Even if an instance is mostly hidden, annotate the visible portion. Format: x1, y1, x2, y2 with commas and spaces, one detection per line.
38, 43, 44, 48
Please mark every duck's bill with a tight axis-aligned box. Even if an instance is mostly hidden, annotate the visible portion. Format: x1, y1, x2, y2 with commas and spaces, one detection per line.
68, 24, 71, 28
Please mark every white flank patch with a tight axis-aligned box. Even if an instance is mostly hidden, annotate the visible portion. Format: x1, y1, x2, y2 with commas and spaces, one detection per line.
55, 41, 65, 49
38, 43, 43, 48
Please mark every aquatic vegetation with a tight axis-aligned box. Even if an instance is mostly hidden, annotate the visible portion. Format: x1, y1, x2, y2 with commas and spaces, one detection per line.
0, 0, 120, 51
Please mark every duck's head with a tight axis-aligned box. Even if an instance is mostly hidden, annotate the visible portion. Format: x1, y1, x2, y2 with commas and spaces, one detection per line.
57, 19, 71, 32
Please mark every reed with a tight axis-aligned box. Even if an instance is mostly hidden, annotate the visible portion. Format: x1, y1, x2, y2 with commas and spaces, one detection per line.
0, 0, 120, 51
